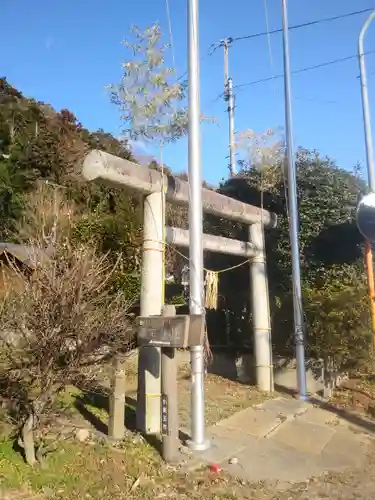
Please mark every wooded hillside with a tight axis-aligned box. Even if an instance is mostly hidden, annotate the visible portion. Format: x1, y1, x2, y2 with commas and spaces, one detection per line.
0, 76, 371, 370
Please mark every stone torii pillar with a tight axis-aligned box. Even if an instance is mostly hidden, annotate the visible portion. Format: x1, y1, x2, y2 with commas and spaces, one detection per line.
82, 150, 277, 437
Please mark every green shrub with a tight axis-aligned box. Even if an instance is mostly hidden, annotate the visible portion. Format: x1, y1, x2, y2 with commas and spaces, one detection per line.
304, 264, 371, 371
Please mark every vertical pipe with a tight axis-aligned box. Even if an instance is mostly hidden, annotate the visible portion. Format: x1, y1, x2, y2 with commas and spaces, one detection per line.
227, 78, 236, 177
186, 0, 209, 451
359, 11, 375, 192
249, 223, 273, 392
137, 191, 164, 434
365, 241, 375, 351
281, 0, 308, 399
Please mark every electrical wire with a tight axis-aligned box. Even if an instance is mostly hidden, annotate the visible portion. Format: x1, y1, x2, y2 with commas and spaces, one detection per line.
160, 0, 178, 302
207, 49, 375, 105
177, 53, 212, 83
263, 0, 275, 85
232, 7, 374, 43
204, 8, 375, 115
294, 95, 339, 105
234, 49, 375, 90
204, 7, 370, 361
260, 0, 276, 385
165, 0, 176, 69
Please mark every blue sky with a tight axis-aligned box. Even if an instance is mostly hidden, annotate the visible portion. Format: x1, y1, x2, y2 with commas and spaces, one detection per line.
3, 0, 375, 185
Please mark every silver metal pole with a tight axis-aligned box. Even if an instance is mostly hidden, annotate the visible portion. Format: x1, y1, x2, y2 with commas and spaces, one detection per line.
359, 11, 375, 191
186, 0, 209, 451
281, 0, 308, 399
227, 78, 236, 177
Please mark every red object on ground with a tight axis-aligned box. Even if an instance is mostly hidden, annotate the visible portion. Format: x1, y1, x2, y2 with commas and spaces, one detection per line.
208, 463, 222, 473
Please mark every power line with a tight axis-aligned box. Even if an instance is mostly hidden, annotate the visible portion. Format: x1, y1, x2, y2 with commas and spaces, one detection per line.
262, 0, 285, 110
165, 0, 176, 68
232, 7, 374, 43
294, 95, 339, 105
234, 49, 375, 90
205, 48, 370, 108
263, 0, 275, 86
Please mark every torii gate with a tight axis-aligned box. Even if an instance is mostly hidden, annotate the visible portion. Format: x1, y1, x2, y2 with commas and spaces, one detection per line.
82, 150, 277, 440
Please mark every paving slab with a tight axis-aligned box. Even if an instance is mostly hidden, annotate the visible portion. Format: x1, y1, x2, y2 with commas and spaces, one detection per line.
208, 424, 254, 442
216, 433, 322, 483
259, 397, 309, 419
296, 405, 342, 426
214, 406, 282, 437
318, 430, 369, 470
196, 431, 257, 465
188, 397, 371, 486
271, 419, 336, 455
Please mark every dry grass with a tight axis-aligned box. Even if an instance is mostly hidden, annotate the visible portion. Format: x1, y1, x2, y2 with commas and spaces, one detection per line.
0, 360, 273, 500
3, 432, 375, 500
329, 376, 375, 414
95, 361, 268, 430
3, 374, 375, 499
0, 488, 44, 500
1, 436, 274, 500
176, 366, 267, 429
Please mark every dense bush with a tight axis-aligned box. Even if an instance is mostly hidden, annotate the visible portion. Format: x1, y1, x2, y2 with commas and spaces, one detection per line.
304, 265, 371, 371
204, 149, 370, 369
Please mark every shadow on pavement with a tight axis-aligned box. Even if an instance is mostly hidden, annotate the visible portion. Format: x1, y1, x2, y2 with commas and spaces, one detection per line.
275, 383, 375, 435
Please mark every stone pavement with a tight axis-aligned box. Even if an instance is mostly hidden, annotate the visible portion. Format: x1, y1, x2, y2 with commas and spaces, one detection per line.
187, 397, 372, 487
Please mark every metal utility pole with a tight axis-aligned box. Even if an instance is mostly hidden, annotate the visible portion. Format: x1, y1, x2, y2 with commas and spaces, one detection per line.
358, 10, 375, 349
227, 78, 236, 177
223, 38, 230, 91
223, 38, 236, 177
186, 0, 209, 451
359, 10, 375, 191
281, 0, 308, 399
